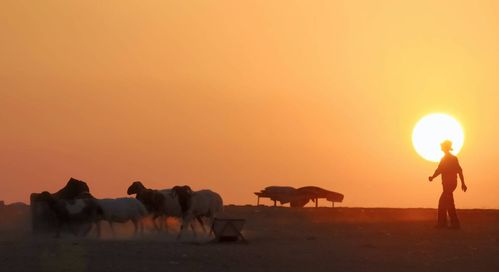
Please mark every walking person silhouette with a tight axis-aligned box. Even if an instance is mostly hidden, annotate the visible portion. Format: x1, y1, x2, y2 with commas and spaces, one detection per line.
428, 140, 467, 229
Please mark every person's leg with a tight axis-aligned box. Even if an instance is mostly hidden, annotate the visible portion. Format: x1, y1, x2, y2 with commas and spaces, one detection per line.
448, 192, 460, 228
443, 182, 459, 228
437, 190, 448, 227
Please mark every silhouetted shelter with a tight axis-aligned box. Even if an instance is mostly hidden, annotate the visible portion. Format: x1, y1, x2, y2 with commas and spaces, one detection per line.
30, 178, 93, 233
254, 186, 344, 207
296, 186, 344, 207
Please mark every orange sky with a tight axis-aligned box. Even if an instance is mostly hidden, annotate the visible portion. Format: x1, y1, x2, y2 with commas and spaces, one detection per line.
1, 0, 499, 208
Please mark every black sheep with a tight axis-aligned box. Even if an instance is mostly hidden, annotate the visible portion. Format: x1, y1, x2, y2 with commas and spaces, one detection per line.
36, 191, 103, 238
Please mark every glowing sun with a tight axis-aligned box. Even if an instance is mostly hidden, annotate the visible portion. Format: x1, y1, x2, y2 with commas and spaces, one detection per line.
412, 113, 464, 162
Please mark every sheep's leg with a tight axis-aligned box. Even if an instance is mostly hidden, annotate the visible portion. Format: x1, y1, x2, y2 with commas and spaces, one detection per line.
190, 222, 197, 238
208, 215, 215, 237
177, 216, 192, 240
55, 221, 63, 238
108, 221, 116, 237
158, 215, 169, 233
69, 222, 80, 236
163, 216, 169, 233
139, 218, 145, 235
152, 214, 161, 231
95, 221, 101, 238
69, 225, 76, 236
196, 217, 207, 234
80, 223, 93, 237
163, 216, 168, 232
176, 224, 183, 240
132, 219, 139, 236
158, 215, 165, 231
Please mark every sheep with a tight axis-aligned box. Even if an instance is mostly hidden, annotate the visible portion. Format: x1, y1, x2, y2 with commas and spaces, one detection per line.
35, 191, 103, 238
31, 178, 95, 233
170, 186, 223, 239
127, 181, 168, 230
96, 198, 148, 236
127, 181, 205, 232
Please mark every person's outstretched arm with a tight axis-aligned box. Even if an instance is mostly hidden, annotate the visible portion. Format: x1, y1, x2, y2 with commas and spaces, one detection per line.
428, 168, 441, 182
429, 158, 444, 182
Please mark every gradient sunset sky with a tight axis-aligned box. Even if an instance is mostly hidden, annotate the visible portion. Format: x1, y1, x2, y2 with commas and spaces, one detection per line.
2, 1, 499, 208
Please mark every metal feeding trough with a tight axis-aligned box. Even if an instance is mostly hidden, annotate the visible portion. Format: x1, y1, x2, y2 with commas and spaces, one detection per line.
210, 218, 247, 243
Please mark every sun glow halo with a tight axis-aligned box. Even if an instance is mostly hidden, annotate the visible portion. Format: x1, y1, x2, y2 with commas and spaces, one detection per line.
412, 113, 464, 162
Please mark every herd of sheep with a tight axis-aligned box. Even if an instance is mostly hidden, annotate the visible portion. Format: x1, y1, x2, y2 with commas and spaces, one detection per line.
30, 178, 224, 239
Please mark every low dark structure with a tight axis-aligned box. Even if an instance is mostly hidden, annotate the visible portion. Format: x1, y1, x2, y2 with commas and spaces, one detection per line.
254, 186, 344, 207
30, 178, 94, 233
296, 186, 344, 207
210, 218, 246, 243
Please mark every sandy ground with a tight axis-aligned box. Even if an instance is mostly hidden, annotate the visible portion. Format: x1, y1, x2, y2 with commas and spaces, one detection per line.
0, 205, 498, 272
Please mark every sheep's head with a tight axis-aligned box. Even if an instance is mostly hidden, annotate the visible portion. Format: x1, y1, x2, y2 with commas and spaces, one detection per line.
127, 181, 146, 195
171, 185, 193, 213
35, 191, 59, 208
37, 191, 53, 201
170, 185, 192, 197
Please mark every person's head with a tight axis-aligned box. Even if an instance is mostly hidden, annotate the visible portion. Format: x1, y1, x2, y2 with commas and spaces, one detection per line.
440, 140, 453, 154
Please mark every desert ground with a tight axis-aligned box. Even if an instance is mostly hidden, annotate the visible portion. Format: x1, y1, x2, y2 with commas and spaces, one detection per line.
0, 204, 498, 272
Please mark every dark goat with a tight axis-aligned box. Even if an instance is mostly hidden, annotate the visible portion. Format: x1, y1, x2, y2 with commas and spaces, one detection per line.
30, 177, 95, 233
36, 191, 103, 238
127, 181, 166, 230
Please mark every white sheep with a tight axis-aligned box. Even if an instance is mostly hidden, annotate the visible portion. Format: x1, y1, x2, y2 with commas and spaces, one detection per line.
96, 198, 148, 236
127, 182, 205, 232
171, 186, 223, 239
